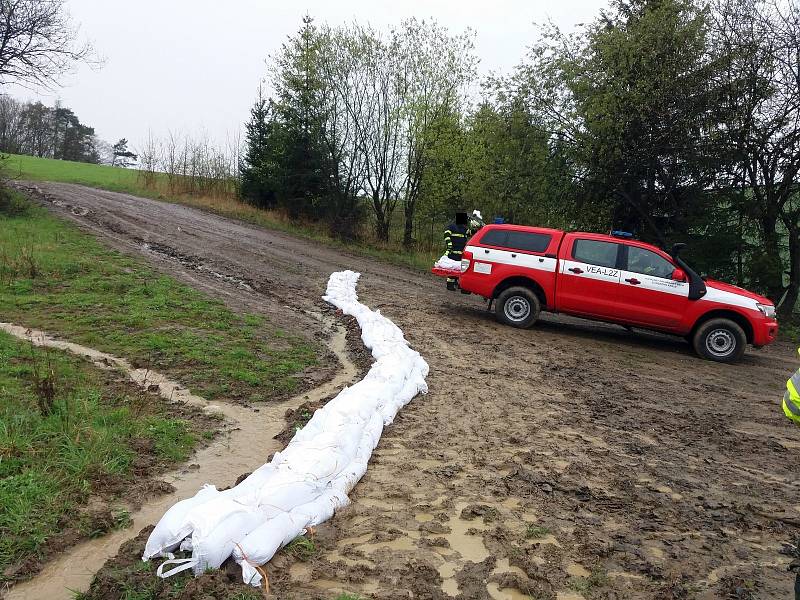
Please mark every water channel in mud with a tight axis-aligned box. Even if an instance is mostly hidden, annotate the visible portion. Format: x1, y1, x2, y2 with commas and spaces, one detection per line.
1, 316, 357, 600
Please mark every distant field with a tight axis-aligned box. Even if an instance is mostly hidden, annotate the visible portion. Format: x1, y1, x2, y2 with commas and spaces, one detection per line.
3, 154, 156, 195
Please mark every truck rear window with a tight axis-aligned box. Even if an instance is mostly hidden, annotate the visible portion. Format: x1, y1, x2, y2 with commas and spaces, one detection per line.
479, 229, 551, 253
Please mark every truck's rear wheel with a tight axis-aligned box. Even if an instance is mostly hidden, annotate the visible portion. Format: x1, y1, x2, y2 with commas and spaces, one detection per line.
692, 318, 746, 363
496, 286, 540, 329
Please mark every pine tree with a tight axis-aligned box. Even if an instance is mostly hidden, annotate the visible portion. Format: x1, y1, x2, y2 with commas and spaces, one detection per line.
240, 90, 283, 209
111, 138, 138, 168
241, 17, 332, 219
272, 14, 330, 219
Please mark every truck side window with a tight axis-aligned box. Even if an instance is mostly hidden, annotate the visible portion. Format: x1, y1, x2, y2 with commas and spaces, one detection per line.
505, 231, 552, 253
479, 229, 508, 247
627, 246, 675, 279
573, 239, 619, 268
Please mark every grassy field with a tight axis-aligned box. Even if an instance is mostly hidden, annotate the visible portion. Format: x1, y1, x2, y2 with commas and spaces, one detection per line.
0, 194, 318, 402
3, 153, 440, 272
4, 153, 150, 195
0, 330, 200, 582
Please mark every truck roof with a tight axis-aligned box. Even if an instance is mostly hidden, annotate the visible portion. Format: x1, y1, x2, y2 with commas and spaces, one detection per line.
479, 223, 564, 236
482, 223, 668, 258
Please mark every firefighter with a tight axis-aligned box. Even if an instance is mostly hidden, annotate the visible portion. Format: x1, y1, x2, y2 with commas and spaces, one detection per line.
468, 210, 485, 235
444, 212, 469, 291
783, 349, 800, 425
782, 351, 800, 597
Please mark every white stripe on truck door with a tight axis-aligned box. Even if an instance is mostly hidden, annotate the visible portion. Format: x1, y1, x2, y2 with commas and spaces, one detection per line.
619, 270, 689, 297
466, 245, 557, 273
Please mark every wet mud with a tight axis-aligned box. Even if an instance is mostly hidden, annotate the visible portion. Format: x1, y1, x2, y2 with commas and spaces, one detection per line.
8, 181, 800, 598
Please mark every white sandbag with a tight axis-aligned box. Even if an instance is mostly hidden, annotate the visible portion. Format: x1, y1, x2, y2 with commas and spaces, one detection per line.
234, 488, 350, 586
233, 513, 301, 586
149, 271, 429, 587
358, 412, 385, 453
156, 508, 267, 580
304, 488, 350, 525
434, 254, 461, 270
142, 485, 220, 560
254, 478, 321, 518
330, 459, 368, 492
185, 496, 254, 542
190, 508, 267, 574
380, 372, 427, 425
223, 463, 277, 498
276, 443, 353, 481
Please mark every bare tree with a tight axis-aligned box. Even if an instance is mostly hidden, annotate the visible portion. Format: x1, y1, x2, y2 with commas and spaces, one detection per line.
397, 19, 477, 248
315, 25, 368, 237
0, 0, 95, 88
0, 93, 23, 151
313, 21, 476, 244
136, 131, 161, 189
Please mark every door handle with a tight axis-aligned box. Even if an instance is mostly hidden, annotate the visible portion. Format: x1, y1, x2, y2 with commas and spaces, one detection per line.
625, 277, 641, 285
484, 249, 490, 254
511, 253, 517, 258
568, 267, 584, 274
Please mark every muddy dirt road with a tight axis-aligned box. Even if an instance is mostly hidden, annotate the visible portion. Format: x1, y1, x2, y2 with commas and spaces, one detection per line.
15, 182, 800, 598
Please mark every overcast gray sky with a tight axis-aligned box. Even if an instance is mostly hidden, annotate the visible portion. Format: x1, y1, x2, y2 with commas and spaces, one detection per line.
6, 0, 602, 152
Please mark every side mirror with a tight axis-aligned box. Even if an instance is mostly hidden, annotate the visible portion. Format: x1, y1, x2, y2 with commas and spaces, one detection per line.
672, 268, 687, 282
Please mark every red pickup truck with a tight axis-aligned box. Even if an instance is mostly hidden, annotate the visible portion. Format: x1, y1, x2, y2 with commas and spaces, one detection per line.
452, 224, 778, 362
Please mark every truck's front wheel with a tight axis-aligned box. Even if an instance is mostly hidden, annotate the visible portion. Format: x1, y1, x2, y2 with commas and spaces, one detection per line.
692, 318, 746, 363
496, 286, 541, 329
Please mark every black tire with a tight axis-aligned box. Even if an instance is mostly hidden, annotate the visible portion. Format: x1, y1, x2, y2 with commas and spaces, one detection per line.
495, 286, 541, 329
692, 318, 747, 363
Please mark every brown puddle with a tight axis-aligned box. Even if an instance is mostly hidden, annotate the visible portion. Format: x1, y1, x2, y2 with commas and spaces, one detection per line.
433, 501, 492, 596
566, 563, 590, 577
1, 317, 358, 600
487, 582, 532, 600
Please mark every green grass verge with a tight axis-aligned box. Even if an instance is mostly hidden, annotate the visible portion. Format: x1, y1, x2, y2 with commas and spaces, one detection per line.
0, 194, 318, 402
4, 153, 440, 272
4, 153, 158, 196
0, 331, 197, 581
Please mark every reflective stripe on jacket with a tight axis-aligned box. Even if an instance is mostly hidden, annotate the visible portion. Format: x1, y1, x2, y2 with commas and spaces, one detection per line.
444, 222, 468, 260
783, 370, 800, 424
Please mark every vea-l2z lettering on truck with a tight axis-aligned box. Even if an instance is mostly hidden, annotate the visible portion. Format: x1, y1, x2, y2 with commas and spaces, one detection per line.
585, 265, 619, 277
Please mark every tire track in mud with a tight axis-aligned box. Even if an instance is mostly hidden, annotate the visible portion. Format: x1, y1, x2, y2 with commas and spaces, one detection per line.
11, 181, 800, 599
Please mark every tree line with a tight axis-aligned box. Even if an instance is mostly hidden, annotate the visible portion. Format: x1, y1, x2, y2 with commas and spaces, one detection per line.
240, 17, 476, 242
241, 0, 800, 316
0, 95, 139, 167
0, 96, 100, 163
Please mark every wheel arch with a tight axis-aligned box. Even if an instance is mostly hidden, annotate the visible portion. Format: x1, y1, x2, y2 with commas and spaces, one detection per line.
492, 276, 548, 308
690, 309, 754, 344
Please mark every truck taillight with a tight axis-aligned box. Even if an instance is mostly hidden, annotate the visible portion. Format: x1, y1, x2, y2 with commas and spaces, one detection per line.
461, 258, 470, 272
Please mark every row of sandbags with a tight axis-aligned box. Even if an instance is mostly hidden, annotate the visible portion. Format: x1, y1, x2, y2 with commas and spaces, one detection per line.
141, 270, 429, 587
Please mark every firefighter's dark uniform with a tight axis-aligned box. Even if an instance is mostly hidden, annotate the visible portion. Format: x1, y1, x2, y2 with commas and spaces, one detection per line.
444, 220, 468, 290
